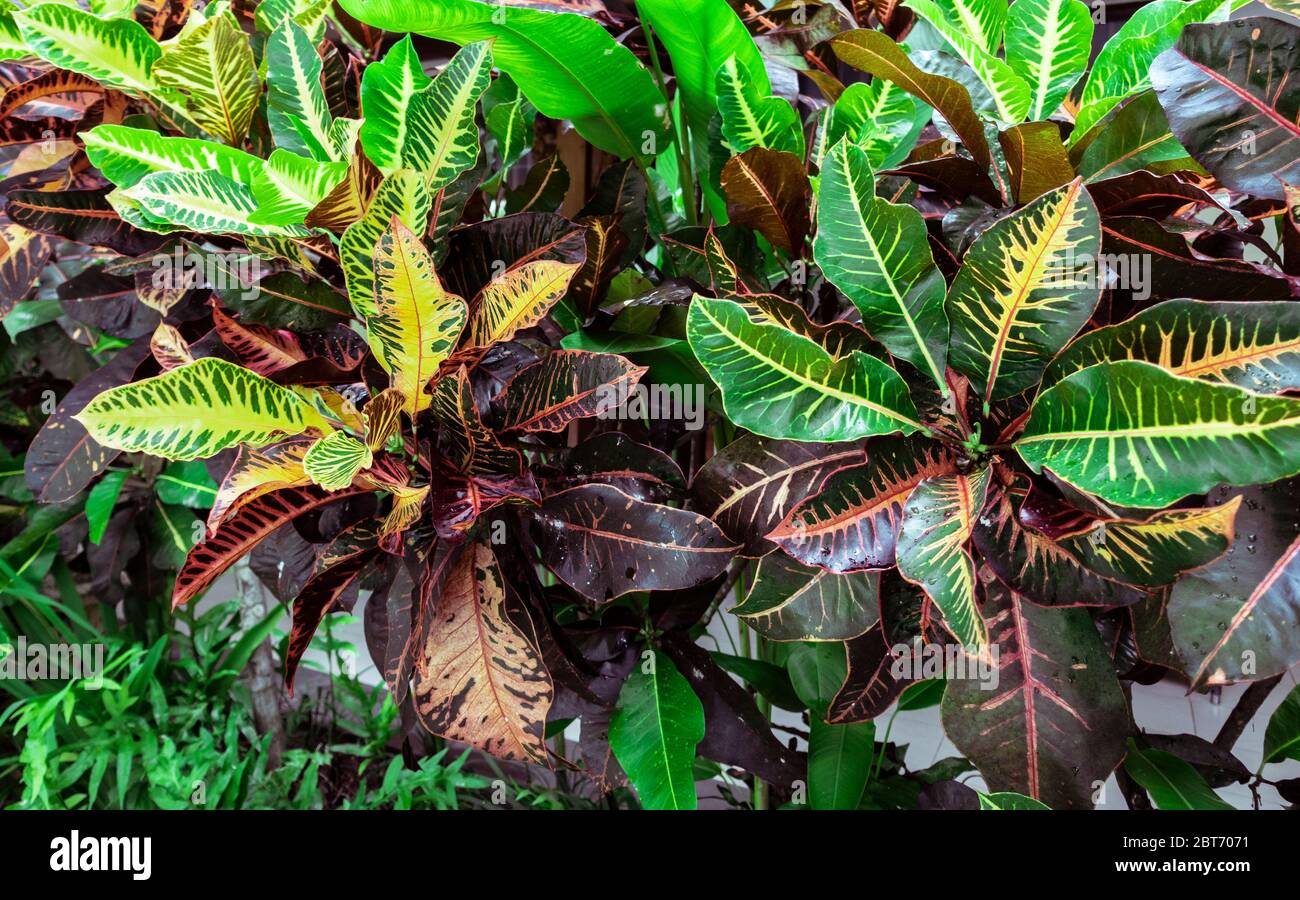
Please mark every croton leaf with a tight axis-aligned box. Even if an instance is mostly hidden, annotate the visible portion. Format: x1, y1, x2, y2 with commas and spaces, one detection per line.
551, 431, 686, 502
212, 306, 306, 375
907, 0, 1031, 123
265, 20, 341, 162
412, 538, 553, 763
285, 551, 373, 690
815, 139, 948, 389
1151, 17, 1300, 200
81, 124, 261, 187
151, 10, 259, 146
1044, 299, 1300, 394
1124, 740, 1233, 810
768, 434, 953, 572
942, 578, 1129, 809
341, 169, 432, 318
609, 648, 705, 810
1076, 90, 1195, 182
998, 122, 1074, 204
972, 484, 1149, 607
75, 357, 332, 462
830, 30, 992, 172
338, 0, 671, 162
1017, 360, 1300, 508
821, 78, 927, 171
430, 366, 522, 475
497, 349, 645, 433
687, 296, 922, 442
826, 624, 911, 724
119, 169, 309, 238
946, 178, 1101, 401
720, 147, 810, 256
691, 433, 864, 556
464, 259, 580, 349
175, 484, 365, 607
208, 439, 313, 530
6, 189, 166, 256
732, 552, 880, 641
14, 4, 161, 94
302, 431, 373, 491
1170, 479, 1300, 688
1004, 0, 1093, 121
896, 467, 992, 648
368, 219, 468, 415
715, 53, 803, 158
529, 483, 737, 602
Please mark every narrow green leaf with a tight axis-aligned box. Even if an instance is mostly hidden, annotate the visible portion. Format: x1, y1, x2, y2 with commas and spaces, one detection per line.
609, 649, 705, 810
85, 470, 128, 546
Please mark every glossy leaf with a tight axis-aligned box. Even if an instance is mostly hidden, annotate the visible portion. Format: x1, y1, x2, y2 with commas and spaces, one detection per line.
715, 53, 803, 158
152, 10, 259, 145
341, 170, 432, 319
769, 434, 953, 572
338, 0, 670, 162
14, 4, 161, 94
1125, 740, 1233, 810
946, 179, 1101, 400
464, 259, 580, 349
368, 219, 468, 415
720, 148, 810, 256
497, 349, 645, 433
896, 468, 992, 648
942, 580, 1130, 809
687, 296, 922, 442
1017, 361, 1300, 508
815, 140, 948, 389
692, 434, 864, 556
412, 539, 553, 762
75, 358, 331, 462
303, 431, 373, 491
1004, 0, 1093, 121
530, 484, 737, 602
609, 648, 705, 810
733, 553, 880, 642
1151, 18, 1300, 200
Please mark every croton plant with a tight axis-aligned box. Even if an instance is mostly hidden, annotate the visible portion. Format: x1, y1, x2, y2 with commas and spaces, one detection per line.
2, 0, 1299, 810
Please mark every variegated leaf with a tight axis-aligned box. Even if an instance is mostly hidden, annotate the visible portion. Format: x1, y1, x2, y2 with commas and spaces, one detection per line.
208, 438, 313, 531
363, 386, 405, 451
413, 538, 552, 763
151, 10, 259, 145
464, 258, 580, 349
430, 366, 522, 475
946, 179, 1101, 401
732, 553, 880, 642
896, 467, 992, 648
303, 431, 373, 491
265, 20, 341, 162
368, 218, 468, 414
75, 358, 331, 462
14, 4, 161, 94
497, 349, 645, 433
341, 170, 432, 319
768, 434, 953, 571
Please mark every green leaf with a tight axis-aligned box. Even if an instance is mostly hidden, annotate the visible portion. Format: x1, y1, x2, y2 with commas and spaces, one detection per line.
932, 0, 1007, 53
81, 124, 263, 189
823, 79, 928, 171
979, 791, 1051, 810
808, 717, 875, 809
338, 0, 670, 163
1044, 299, 1300, 394
733, 553, 880, 642
639, 0, 767, 139
608, 649, 705, 810
74, 358, 332, 462
686, 295, 922, 442
361, 38, 491, 187
946, 179, 1101, 400
367, 219, 468, 415
14, 4, 161, 94
119, 170, 309, 237
303, 431, 373, 491
897, 468, 992, 648
829, 29, 993, 174
1004, 0, 1093, 121
815, 140, 948, 390
1076, 91, 1196, 182
1017, 360, 1300, 508
1124, 739, 1234, 810
715, 53, 803, 158
247, 149, 348, 227
156, 460, 218, 508
1263, 684, 1300, 766
265, 20, 340, 162
1070, 0, 1231, 144
151, 11, 259, 145
86, 470, 128, 545
907, 0, 1031, 123
340, 170, 433, 319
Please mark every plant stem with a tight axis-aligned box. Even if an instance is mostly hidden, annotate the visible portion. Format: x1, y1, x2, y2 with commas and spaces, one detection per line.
638, 17, 698, 227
